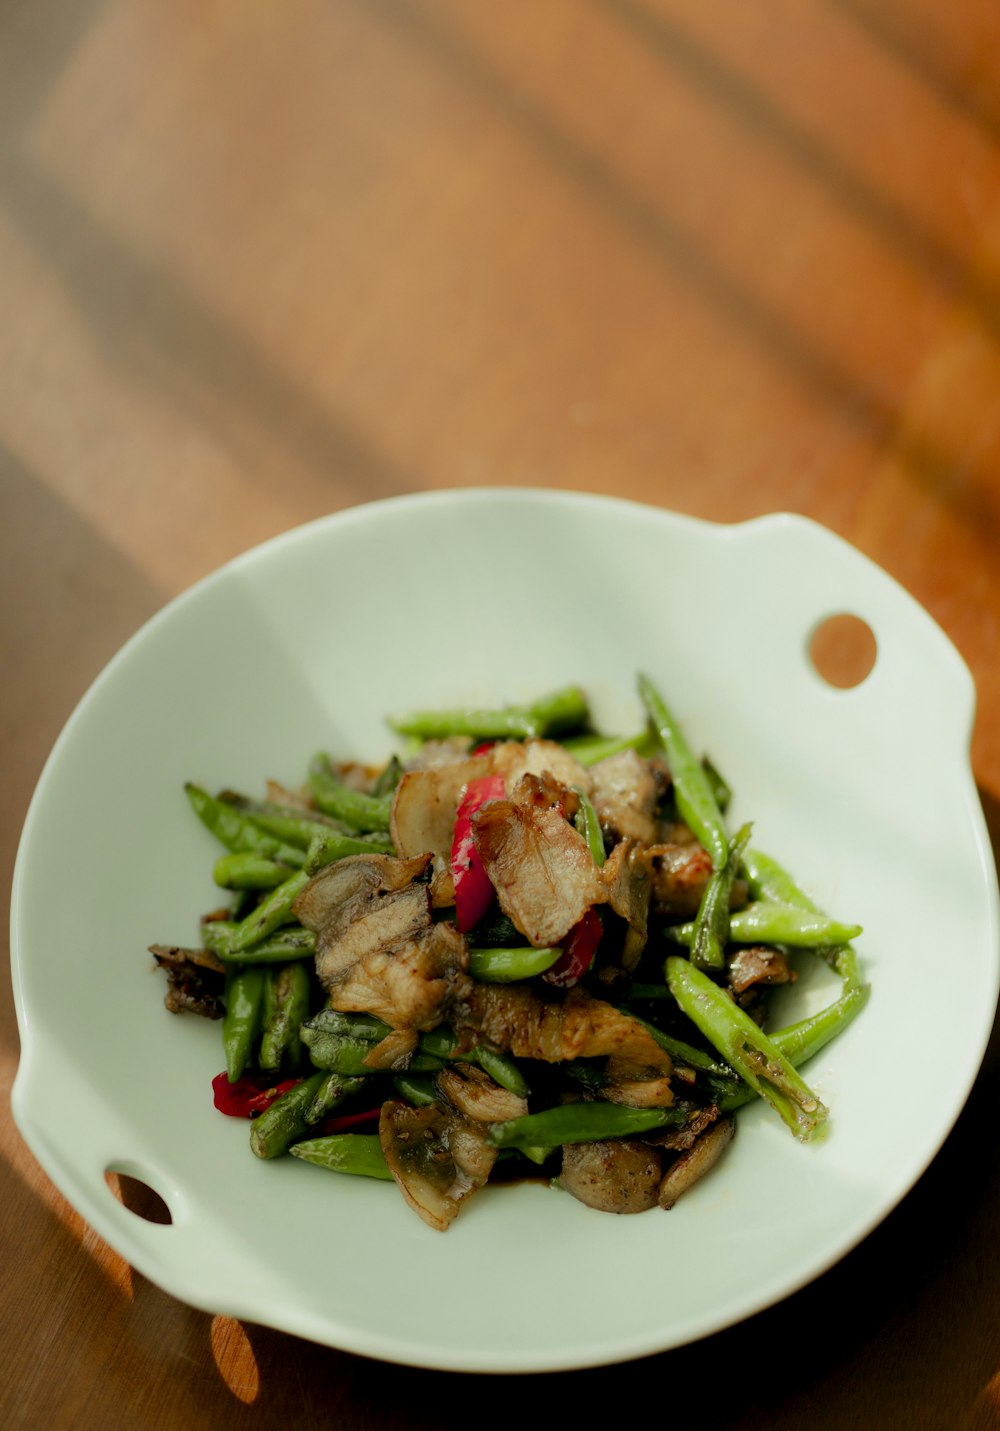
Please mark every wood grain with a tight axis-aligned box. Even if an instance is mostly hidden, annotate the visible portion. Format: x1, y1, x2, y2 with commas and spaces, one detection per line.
3, 2, 1000, 1426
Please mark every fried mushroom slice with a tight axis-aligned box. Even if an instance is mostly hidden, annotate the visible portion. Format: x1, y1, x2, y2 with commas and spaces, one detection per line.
560, 1138, 663, 1214
379, 1099, 498, 1231
658, 1116, 735, 1209
471, 798, 605, 947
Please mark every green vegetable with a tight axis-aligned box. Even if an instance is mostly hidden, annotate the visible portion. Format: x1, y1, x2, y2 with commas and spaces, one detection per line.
250, 1072, 329, 1159
742, 848, 866, 993
573, 788, 606, 867
307, 754, 393, 832
488, 1102, 687, 1151
210, 869, 310, 957
202, 922, 315, 963
213, 852, 293, 890
184, 782, 305, 867
668, 901, 862, 950
389, 685, 589, 741
665, 956, 828, 1141
222, 966, 266, 1082
468, 945, 562, 982
304, 827, 395, 874
638, 674, 728, 869
259, 961, 312, 1071
291, 1133, 393, 1179
560, 731, 656, 766
690, 821, 752, 972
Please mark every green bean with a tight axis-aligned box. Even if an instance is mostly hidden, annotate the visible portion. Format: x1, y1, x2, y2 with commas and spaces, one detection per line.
202, 922, 315, 963
629, 1015, 737, 1078
304, 827, 396, 874
372, 754, 404, 798
488, 1102, 687, 1151
418, 1027, 530, 1097
213, 852, 293, 890
290, 1133, 393, 1179
211, 869, 310, 957
701, 756, 732, 814
666, 956, 827, 1140
573, 788, 606, 867
720, 983, 870, 1111
667, 901, 862, 950
468, 945, 562, 982
184, 783, 305, 867
742, 848, 865, 993
388, 685, 589, 741
302, 1029, 379, 1077
560, 731, 656, 766
637, 674, 728, 869
308, 755, 393, 832
691, 821, 752, 972
222, 966, 266, 1082
249, 1072, 328, 1159
216, 791, 349, 848
392, 1073, 439, 1107
259, 961, 312, 1071
306, 1074, 367, 1124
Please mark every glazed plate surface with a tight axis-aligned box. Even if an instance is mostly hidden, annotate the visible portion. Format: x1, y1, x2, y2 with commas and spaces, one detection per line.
11, 490, 999, 1371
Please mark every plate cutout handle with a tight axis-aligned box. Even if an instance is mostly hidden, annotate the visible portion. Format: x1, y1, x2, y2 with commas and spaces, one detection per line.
105, 1165, 173, 1226
808, 613, 877, 690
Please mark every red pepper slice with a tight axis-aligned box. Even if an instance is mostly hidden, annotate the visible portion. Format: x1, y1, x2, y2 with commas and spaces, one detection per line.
542, 907, 603, 988
212, 1070, 300, 1118
451, 774, 505, 932
318, 1105, 383, 1135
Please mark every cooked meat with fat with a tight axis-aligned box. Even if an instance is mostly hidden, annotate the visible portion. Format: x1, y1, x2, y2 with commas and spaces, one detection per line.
436, 1065, 529, 1123
379, 1099, 498, 1231
471, 797, 605, 946
658, 1117, 735, 1209
560, 1138, 663, 1214
454, 984, 673, 1079
601, 1055, 675, 1108
389, 757, 491, 905
727, 945, 796, 997
599, 839, 651, 970
362, 1027, 420, 1069
647, 843, 715, 920
489, 739, 590, 794
588, 749, 658, 844
292, 852, 469, 1030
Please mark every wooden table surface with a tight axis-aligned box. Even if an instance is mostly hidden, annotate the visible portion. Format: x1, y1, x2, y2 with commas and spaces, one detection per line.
4, 2, 1000, 1426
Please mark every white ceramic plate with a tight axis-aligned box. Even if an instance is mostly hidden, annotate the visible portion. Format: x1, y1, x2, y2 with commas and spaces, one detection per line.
11, 490, 999, 1372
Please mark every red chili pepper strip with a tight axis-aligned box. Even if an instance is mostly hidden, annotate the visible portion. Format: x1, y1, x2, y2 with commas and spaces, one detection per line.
452, 774, 505, 932
542, 907, 603, 988
318, 1105, 383, 1135
212, 1070, 300, 1118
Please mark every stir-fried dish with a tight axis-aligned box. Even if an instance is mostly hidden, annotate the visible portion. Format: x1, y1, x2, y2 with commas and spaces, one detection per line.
150, 676, 869, 1229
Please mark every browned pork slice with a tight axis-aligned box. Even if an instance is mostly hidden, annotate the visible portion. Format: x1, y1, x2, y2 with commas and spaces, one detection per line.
389, 755, 491, 905
560, 1138, 663, 1214
647, 842, 715, 919
599, 839, 651, 970
293, 852, 432, 936
454, 984, 673, 1080
727, 945, 796, 997
380, 1099, 498, 1231
362, 1027, 419, 1070
658, 1117, 735, 1210
600, 1055, 675, 1109
328, 921, 469, 1031
292, 852, 469, 1030
588, 748, 658, 845
489, 739, 591, 794
436, 1065, 529, 1123
471, 798, 605, 946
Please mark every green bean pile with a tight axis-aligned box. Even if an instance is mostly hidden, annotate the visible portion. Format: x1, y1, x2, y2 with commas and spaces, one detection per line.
150, 676, 869, 1226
